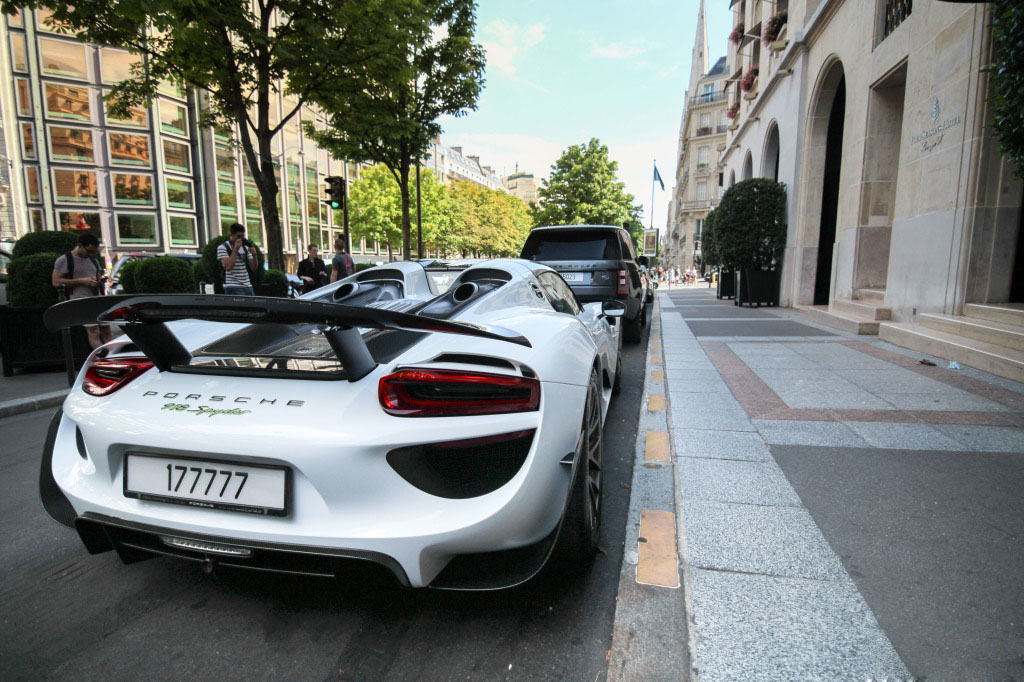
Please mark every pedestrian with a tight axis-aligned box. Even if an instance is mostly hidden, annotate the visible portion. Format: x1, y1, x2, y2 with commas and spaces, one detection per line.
297, 244, 327, 294
218, 223, 258, 295
51, 232, 111, 349
329, 236, 355, 283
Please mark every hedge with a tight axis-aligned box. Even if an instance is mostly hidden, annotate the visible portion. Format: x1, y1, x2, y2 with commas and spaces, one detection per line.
256, 269, 290, 297
7, 252, 61, 307
135, 256, 197, 294
12, 231, 79, 260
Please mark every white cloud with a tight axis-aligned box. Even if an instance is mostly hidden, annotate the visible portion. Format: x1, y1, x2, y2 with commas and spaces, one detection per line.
481, 20, 547, 75
590, 41, 646, 59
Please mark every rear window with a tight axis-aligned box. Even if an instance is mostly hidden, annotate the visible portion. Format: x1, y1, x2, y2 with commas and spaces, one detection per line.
521, 230, 622, 261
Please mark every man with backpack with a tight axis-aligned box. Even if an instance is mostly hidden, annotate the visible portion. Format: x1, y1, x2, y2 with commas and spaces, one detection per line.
52, 232, 111, 348
329, 236, 355, 283
218, 223, 258, 295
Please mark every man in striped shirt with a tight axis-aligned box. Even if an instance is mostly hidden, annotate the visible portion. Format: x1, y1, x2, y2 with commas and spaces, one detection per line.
218, 223, 258, 295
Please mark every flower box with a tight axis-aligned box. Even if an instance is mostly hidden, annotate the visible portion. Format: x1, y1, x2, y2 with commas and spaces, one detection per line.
729, 22, 745, 45
762, 10, 788, 46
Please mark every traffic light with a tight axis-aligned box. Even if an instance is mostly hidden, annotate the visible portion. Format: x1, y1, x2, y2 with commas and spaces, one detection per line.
323, 176, 346, 210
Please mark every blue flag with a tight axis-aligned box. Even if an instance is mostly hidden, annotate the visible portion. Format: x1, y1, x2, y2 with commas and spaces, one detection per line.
653, 164, 665, 191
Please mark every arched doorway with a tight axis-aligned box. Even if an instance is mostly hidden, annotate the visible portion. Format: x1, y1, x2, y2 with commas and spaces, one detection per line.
804, 61, 847, 306
741, 151, 753, 181
762, 123, 780, 181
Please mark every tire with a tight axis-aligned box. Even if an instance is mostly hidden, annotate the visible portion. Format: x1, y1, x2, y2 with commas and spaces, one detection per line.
611, 332, 623, 395
552, 369, 603, 572
623, 310, 642, 343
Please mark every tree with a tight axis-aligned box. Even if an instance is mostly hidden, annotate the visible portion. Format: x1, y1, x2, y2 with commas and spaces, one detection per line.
535, 139, 643, 228
447, 181, 530, 257
346, 164, 404, 261
7, 0, 386, 269
713, 178, 786, 270
987, 0, 1024, 178
309, 0, 485, 260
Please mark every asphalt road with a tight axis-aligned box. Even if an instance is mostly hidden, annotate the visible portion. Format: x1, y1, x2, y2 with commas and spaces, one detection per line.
0, 325, 648, 682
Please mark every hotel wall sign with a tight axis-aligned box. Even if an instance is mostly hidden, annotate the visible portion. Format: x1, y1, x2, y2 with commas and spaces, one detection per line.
912, 99, 961, 152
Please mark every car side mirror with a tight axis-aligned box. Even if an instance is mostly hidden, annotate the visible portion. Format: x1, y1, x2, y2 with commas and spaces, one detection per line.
601, 300, 627, 318
637, 255, 649, 268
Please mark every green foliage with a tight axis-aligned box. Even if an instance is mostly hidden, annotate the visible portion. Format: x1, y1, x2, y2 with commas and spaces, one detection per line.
355, 262, 376, 272
255, 269, 289, 298
7, 253, 60, 307
701, 209, 721, 268
447, 181, 531, 256
346, 165, 404, 258
202, 236, 264, 284
535, 139, 643, 227
135, 257, 196, 294
12, 231, 78, 260
309, 0, 486, 257
987, 0, 1024, 178
192, 258, 212, 286
117, 258, 144, 294
713, 178, 787, 270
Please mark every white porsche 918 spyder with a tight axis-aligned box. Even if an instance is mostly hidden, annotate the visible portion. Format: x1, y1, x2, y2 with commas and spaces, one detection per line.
41, 259, 625, 590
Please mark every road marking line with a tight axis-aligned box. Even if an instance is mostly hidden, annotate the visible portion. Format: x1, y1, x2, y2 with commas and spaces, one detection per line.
650, 370, 664, 382
645, 431, 670, 462
650, 354, 663, 364
648, 394, 665, 411
650, 341, 662, 350
637, 510, 679, 588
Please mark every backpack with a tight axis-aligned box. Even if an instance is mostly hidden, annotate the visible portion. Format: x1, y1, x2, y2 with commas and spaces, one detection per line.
63, 250, 104, 296
216, 242, 256, 292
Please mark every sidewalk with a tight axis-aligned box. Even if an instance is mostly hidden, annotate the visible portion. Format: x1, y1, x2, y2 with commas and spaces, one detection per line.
611, 288, 1024, 681
0, 368, 70, 418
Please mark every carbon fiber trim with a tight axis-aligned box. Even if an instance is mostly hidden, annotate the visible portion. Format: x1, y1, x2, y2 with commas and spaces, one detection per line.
39, 408, 77, 529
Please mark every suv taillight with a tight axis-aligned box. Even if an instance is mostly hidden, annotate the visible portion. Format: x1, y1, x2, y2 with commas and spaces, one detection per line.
617, 269, 628, 295
379, 368, 540, 417
82, 357, 154, 396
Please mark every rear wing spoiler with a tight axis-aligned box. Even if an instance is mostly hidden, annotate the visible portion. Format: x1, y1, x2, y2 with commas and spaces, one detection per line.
44, 294, 530, 381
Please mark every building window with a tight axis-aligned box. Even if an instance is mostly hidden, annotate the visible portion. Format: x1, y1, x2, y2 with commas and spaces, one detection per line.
100, 49, 140, 84
162, 139, 191, 173
166, 177, 194, 209
215, 142, 235, 177
244, 182, 260, 217
218, 180, 237, 214
36, 8, 73, 33
117, 214, 158, 245
883, 0, 912, 39
49, 125, 95, 163
220, 214, 238, 236
696, 181, 708, 201
157, 79, 186, 99
10, 33, 27, 72
39, 37, 88, 79
25, 167, 41, 202
169, 215, 198, 246
700, 113, 711, 128
695, 219, 704, 241
112, 173, 154, 205
58, 211, 100, 231
44, 82, 91, 122
21, 123, 36, 160
16, 78, 31, 115
8, 8, 23, 27
104, 96, 148, 128
159, 101, 189, 137
30, 209, 44, 231
109, 132, 150, 167
698, 146, 709, 167
53, 168, 99, 204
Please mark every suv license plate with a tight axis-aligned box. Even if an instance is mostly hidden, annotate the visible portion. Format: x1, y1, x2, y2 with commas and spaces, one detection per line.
124, 453, 289, 516
560, 272, 590, 284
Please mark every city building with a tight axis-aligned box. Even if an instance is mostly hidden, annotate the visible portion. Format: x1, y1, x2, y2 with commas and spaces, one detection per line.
716, 0, 1023, 380
665, 1, 730, 273
422, 138, 505, 191
504, 172, 539, 207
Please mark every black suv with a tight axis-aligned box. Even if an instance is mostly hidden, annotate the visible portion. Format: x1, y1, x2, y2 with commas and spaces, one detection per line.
520, 224, 649, 341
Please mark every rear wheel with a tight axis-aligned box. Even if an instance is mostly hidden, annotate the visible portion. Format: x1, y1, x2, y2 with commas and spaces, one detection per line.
552, 369, 603, 572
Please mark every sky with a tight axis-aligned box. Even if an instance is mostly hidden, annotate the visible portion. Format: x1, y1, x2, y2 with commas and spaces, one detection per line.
439, 0, 732, 231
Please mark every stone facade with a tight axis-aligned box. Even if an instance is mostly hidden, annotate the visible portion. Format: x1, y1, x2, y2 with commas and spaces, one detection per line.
719, 0, 1022, 317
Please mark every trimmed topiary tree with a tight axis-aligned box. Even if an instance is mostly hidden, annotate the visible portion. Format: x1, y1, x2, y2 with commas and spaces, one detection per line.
714, 178, 786, 271
987, 0, 1024, 178
701, 208, 720, 269
256, 269, 290, 297
11, 231, 78, 260
7, 253, 62, 307
135, 256, 196, 294
117, 258, 144, 294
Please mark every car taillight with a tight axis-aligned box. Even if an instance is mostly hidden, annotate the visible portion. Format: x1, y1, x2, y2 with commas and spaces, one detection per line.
379, 368, 540, 417
617, 269, 628, 295
82, 357, 154, 396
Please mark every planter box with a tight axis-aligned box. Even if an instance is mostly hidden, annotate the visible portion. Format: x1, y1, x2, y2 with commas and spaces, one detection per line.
771, 38, 789, 51
0, 305, 90, 377
743, 90, 758, 100
716, 269, 736, 300
735, 269, 781, 307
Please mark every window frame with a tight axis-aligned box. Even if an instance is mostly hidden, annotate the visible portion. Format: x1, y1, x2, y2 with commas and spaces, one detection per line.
115, 212, 159, 246
103, 93, 149, 129
20, 122, 37, 160
100, 47, 141, 84
161, 138, 192, 174
47, 123, 96, 164
111, 171, 155, 207
536, 271, 583, 316
10, 32, 27, 72
15, 77, 31, 116
165, 176, 194, 210
158, 99, 189, 138
24, 166, 42, 203
38, 36, 89, 80
52, 167, 100, 205
168, 213, 198, 246
107, 131, 152, 168
42, 81, 92, 123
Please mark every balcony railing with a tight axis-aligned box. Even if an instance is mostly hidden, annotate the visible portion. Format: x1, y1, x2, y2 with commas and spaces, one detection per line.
696, 162, 710, 169
694, 127, 713, 137
883, 0, 912, 39
687, 91, 728, 107
716, 124, 729, 134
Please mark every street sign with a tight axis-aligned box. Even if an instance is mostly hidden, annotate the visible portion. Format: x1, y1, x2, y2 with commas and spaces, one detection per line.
643, 229, 659, 257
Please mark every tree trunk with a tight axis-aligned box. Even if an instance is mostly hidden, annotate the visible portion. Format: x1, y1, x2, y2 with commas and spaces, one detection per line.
400, 163, 411, 260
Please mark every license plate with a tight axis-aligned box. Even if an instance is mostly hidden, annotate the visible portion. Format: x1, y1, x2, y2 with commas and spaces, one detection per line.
124, 453, 289, 516
560, 272, 590, 284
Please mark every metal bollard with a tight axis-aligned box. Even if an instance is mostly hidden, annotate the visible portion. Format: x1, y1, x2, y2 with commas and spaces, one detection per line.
57, 284, 76, 387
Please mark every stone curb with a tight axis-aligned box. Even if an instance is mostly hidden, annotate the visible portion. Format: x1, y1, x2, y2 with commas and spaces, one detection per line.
0, 390, 69, 419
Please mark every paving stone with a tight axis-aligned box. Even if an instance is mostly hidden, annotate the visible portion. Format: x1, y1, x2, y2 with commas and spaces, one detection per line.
677, 458, 801, 505
689, 569, 909, 682
682, 501, 848, 580
752, 420, 869, 447
840, 422, 963, 450
775, 389, 895, 411
667, 393, 742, 411
930, 425, 1024, 453
671, 407, 756, 432
672, 428, 772, 461
879, 392, 1009, 412
661, 359, 716, 371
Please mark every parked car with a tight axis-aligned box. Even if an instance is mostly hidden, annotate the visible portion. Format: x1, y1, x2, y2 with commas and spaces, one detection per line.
108, 252, 203, 293
0, 247, 11, 306
521, 225, 649, 342
41, 259, 624, 590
